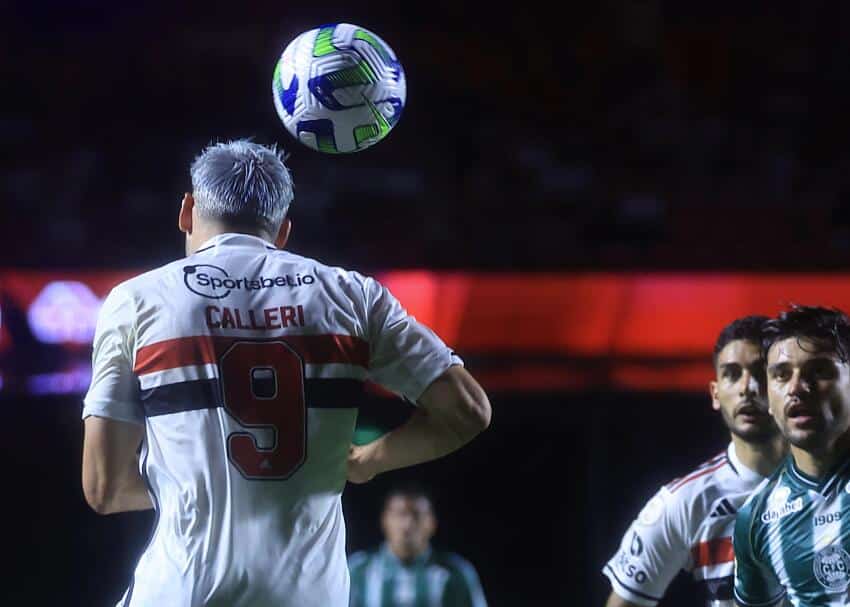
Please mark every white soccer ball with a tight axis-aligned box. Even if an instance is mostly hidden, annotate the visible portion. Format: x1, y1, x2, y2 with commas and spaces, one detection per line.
272, 23, 406, 154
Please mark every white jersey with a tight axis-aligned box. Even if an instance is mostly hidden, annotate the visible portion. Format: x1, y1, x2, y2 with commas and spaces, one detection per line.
82, 233, 462, 607
603, 443, 766, 606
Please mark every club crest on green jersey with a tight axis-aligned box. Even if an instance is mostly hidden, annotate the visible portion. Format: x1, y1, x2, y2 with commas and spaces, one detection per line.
813, 546, 850, 592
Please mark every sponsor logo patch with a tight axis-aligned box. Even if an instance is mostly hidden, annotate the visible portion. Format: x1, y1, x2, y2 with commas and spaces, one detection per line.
768, 486, 791, 507
760, 497, 803, 523
629, 532, 644, 557
710, 498, 737, 518
615, 549, 648, 585
183, 264, 315, 299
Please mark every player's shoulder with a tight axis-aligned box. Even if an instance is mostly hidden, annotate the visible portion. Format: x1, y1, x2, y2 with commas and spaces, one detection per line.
348, 548, 379, 571
661, 449, 733, 501
432, 550, 480, 577
95, 266, 168, 316
269, 249, 380, 291
108, 257, 192, 299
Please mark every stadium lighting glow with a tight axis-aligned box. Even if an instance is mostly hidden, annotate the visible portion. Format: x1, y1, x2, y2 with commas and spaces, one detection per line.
27, 366, 92, 395
27, 281, 102, 344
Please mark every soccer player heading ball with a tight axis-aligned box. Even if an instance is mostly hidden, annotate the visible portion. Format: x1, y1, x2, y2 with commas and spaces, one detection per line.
80, 140, 492, 607
734, 305, 850, 607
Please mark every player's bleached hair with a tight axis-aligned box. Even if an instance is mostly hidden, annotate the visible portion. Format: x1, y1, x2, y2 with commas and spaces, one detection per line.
763, 305, 850, 363
190, 139, 294, 236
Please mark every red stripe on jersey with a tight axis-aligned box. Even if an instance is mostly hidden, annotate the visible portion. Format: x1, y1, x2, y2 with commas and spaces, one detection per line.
692, 537, 734, 568
666, 451, 726, 489
669, 460, 727, 493
134, 335, 370, 375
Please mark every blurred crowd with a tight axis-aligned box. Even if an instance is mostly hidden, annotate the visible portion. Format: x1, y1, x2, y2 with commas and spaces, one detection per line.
2, 1, 848, 271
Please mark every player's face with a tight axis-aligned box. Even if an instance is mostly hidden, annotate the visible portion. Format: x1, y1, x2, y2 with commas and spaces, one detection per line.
381, 496, 436, 560
711, 339, 777, 443
767, 337, 850, 454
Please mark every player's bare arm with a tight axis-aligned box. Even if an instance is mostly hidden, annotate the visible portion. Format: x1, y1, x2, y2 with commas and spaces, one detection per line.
604, 591, 642, 607
82, 416, 152, 514
347, 365, 491, 483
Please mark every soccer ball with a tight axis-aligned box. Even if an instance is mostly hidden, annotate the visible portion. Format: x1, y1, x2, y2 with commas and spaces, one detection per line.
272, 23, 406, 154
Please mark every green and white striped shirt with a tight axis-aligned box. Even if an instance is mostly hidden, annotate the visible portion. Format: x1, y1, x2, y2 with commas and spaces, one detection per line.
733, 454, 850, 606
349, 544, 487, 607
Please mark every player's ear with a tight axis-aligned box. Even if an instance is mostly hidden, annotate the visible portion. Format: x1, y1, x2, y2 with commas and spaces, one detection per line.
179, 193, 194, 234
709, 380, 721, 411
275, 218, 292, 249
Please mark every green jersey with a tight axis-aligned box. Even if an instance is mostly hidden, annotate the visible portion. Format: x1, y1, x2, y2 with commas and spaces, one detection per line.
733, 454, 850, 606
349, 544, 487, 607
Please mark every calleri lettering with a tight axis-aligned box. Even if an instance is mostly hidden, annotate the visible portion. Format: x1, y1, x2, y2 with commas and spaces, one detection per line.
206, 305, 307, 329
196, 273, 315, 289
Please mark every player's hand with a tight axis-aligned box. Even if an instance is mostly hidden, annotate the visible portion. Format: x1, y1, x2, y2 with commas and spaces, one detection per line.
347, 444, 377, 484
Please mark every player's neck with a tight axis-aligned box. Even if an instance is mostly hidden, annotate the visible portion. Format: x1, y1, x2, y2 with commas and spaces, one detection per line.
387, 543, 429, 565
732, 433, 786, 477
186, 224, 271, 255
791, 432, 850, 480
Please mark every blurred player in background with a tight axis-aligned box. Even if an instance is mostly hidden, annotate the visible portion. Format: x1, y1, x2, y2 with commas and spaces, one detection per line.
80, 140, 491, 607
603, 316, 786, 607
734, 306, 850, 607
349, 484, 487, 607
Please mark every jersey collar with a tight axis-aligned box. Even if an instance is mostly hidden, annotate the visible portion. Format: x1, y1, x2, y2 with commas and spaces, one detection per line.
194, 233, 277, 254
726, 441, 767, 484
786, 451, 850, 497
381, 543, 433, 569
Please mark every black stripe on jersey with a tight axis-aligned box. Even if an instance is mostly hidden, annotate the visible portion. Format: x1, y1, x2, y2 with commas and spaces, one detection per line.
695, 575, 732, 601
141, 378, 365, 417
603, 565, 662, 601
710, 499, 737, 517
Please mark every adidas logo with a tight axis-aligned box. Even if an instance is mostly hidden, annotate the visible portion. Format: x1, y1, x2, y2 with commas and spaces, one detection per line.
710, 499, 737, 518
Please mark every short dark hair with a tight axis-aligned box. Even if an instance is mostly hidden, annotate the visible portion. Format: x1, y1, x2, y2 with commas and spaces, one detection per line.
713, 315, 769, 367
383, 482, 434, 511
763, 305, 850, 363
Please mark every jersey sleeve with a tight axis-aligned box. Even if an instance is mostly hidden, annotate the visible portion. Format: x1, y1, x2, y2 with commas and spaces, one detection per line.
602, 487, 690, 607
82, 288, 143, 425
361, 276, 463, 402
444, 554, 487, 607
732, 498, 786, 607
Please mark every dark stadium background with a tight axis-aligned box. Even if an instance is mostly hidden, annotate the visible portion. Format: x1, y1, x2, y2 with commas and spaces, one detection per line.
2, 1, 849, 605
